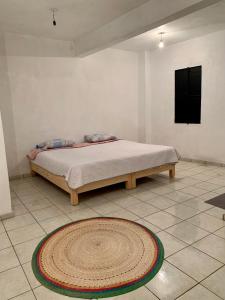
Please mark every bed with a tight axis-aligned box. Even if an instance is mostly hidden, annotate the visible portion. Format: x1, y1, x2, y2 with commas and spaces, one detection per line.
29, 140, 178, 205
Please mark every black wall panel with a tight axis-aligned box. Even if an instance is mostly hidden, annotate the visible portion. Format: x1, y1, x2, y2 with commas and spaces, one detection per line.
175, 66, 201, 124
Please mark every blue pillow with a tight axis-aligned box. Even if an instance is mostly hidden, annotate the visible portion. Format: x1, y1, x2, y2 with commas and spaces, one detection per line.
36, 139, 75, 149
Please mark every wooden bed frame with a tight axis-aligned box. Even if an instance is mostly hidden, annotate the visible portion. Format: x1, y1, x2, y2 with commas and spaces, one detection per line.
30, 161, 176, 206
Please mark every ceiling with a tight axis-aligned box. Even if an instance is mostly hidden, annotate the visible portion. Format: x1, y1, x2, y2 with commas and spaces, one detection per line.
0, 0, 149, 41
114, 1, 225, 51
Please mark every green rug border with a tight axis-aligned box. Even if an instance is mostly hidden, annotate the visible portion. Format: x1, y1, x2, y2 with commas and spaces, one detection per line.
32, 217, 164, 299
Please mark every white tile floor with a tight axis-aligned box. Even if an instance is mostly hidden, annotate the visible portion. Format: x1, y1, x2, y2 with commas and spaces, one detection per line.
1, 160, 225, 299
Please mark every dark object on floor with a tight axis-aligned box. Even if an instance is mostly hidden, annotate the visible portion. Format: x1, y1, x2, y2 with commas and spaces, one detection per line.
205, 194, 225, 220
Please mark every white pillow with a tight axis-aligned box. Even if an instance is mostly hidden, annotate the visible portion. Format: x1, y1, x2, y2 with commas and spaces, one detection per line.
84, 133, 117, 143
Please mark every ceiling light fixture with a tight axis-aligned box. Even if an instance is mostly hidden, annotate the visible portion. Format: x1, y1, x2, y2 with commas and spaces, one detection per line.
50, 8, 58, 26
158, 32, 165, 48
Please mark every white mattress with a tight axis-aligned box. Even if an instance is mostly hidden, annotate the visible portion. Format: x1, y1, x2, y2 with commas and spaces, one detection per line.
33, 140, 178, 189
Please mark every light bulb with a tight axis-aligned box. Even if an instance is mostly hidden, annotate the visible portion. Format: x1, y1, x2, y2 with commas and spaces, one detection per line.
158, 41, 164, 48
50, 8, 58, 27
158, 32, 165, 49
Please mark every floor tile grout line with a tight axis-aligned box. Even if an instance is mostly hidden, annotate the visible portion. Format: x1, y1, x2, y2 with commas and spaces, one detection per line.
14, 185, 104, 234
8, 289, 38, 300
9, 181, 61, 299
135, 217, 162, 232
197, 264, 225, 298
191, 233, 225, 263
133, 194, 187, 211
174, 265, 225, 299
162, 217, 210, 239
144, 284, 161, 299
5, 234, 46, 248
160, 208, 225, 235
213, 230, 225, 240
126, 189, 199, 219
162, 168, 225, 188
204, 208, 225, 220
179, 201, 215, 213
26, 199, 71, 223
12, 178, 225, 240
143, 216, 184, 232
43, 193, 86, 215
27, 206, 65, 236
32, 210, 66, 223
4, 214, 46, 245
164, 255, 224, 284
157, 229, 225, 272
0, 244, 13, 252
129, 174, 225, 204
158, 224, 225, 299
20, 265, 39, 300
164, 229, 225, 266
130, 198, 224, 235
26, 204, 225, 294
0, 264, 22, 276
174, 281, 224, 300
13, 189, 51, 217
164, 233, 225, 265
3, 217, 39, 233
15, 188, 77, 235
124, 204, 161, 219
11, 170, 224, 208
148, 261, 201, 299
8, 163, 225, 299
169, 210, 225, 231
1, 221, 38, 300
82, 194, 146, 220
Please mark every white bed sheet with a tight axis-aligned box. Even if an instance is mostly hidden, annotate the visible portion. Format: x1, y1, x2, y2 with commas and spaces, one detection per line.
33, 140, 178, 189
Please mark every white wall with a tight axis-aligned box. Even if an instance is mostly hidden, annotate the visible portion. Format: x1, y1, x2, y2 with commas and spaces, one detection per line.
4, 29, 225, 179
0, 33, 18, 175
0, 112, 12, 217
3, 33, 139, 176
148, 29, 225, 164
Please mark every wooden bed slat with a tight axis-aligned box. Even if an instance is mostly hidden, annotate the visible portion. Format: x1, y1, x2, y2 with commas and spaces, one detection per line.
30, 161, 176, 206
31, 163, 71, 193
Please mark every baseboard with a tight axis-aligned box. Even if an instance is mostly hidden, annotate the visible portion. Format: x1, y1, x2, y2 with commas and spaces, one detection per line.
0, 211, 14, 220
9, 173, 32, 181
180, 157, 225, 167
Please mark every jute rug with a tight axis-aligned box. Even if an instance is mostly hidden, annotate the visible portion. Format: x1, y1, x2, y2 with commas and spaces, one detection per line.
32, 217, 164, 298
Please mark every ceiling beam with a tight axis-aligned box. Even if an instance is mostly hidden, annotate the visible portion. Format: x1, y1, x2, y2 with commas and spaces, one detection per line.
74, 0, 221, 57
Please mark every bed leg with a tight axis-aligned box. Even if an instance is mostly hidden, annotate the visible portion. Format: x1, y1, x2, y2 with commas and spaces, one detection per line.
125, 175, 136, 190
29, 161, 36, 177
70, 190, 79, 206
30, 169, 36, 177
169, 165, 175, 178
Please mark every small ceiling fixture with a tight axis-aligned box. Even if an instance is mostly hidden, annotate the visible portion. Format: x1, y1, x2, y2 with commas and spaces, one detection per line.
50, 8, 58, 26
158, 32, 165, 48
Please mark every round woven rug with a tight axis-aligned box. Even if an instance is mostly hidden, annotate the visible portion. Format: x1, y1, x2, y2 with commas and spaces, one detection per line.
32, 217, 164, 298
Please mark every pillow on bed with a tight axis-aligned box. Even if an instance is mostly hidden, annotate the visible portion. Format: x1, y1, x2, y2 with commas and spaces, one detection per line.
84, 133, 117, 143
36, 139, 75, 149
